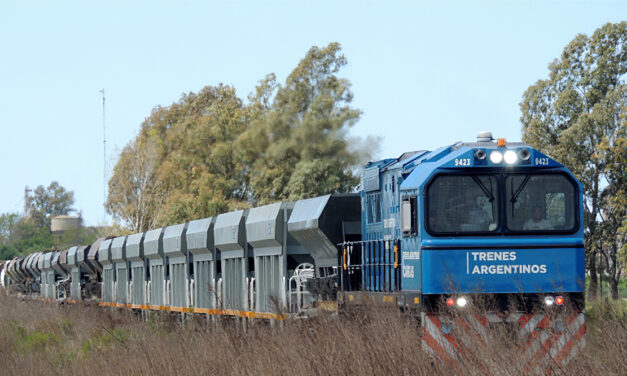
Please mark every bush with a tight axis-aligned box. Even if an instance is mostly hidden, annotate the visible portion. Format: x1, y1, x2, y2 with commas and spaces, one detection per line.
0, 292, 624, 375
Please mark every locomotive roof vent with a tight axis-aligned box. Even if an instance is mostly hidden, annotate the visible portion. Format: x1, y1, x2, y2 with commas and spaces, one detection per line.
476, 131, 494, 143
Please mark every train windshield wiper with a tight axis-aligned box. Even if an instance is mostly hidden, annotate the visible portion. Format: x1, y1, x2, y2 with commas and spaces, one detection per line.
509, 174, 531, 218
471, 176, 495, 202
510, 175, 530, 204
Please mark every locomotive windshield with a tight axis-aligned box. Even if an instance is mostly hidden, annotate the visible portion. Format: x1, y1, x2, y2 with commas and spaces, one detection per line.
427, 175, 499, 234
426, 173, 578, 235
505, 173, 577, 232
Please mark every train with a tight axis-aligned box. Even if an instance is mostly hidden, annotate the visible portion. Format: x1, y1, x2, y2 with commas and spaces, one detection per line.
1, 131, 586, 367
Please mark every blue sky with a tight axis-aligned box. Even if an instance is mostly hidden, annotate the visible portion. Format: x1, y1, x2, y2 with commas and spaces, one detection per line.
0, 1, 624, 227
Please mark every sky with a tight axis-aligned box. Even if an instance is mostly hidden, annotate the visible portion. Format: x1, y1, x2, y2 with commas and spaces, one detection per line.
0, 0, 624, 227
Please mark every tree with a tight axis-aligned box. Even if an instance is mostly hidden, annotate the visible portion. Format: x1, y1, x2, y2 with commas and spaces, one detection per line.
599, 181, 626, 299
239, 42, 368, 204
106, 43, 376, 229
0, 213, 21, 245
107, 84, 248, 229
0, 213, 54, 259
520, 22, 626, 299
106, 135, 163, 233
26, 181, 75, 229
155, 85, 249, 223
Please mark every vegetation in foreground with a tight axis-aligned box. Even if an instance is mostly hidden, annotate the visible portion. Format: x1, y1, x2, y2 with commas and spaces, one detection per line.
0, 292, 625, 376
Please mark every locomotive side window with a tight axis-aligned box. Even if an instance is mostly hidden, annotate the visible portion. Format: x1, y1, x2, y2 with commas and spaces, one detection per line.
426, 175, 499, 234
505, 174, 576, 232
366, 192, 382, 224
401, 196, 417, 236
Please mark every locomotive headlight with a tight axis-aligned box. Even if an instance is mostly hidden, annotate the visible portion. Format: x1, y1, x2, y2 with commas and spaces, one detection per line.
544, 296, 555, 306
504, 150, 518, 164
456, 297, 468, 307
474, 149, 487, 160
489, 151, 503, 164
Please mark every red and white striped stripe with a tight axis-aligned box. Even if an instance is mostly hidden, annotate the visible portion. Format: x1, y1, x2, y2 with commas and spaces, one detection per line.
421, 311, 585, 371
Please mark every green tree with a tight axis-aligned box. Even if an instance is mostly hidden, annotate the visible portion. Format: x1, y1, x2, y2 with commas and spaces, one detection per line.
520, 22, 626, 299
107, 85, 248, 230
240, 42, 367, 204
0, 213, 21, 245
106, 135, 163, 232
107, 43, 375, 230
0, 215, 54, 259
155, 85, 249, 224
26, 181, 75, 229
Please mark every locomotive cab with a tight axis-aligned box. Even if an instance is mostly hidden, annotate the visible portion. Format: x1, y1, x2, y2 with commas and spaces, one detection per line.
340, 131, 585, 314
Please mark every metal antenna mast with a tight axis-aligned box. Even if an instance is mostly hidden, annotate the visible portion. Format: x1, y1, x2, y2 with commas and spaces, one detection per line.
100, 89, 106, 213
24, 185, 31, 216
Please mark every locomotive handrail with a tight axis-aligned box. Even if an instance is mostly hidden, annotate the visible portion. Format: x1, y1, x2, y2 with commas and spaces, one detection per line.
394, 243, 399, 269
338, 239, 401, 293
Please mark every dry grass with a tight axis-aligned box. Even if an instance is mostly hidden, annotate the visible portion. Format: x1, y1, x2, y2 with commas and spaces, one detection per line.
0, 291, 624, 376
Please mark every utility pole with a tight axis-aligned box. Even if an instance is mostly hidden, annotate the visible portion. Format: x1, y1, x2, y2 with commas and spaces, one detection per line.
24, 185, 31, 216
100, 89, 106, 214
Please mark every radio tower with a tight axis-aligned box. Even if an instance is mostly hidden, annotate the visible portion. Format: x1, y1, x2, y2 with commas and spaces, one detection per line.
100, 89, 106, 215
24, 185, 32, 216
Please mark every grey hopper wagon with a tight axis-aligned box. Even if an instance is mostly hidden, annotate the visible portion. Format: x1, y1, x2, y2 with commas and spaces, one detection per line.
32, 253, 45, 279
4, 260, 14, 282
98, 239, 115, 303
23, 256, 35, 279
163, 223, 190, 308
67, 246, 82, 300
144, 228, 165, 307
25, 253, 40, 279
21, 253, 35, 281
27, 253, 44, 294
51, 251, 68, 298
287, 194, 361, 276
42, 252, 57, 299
5, 259, 17, 282
17, 258, 28, 281
11, 259, 23, 281
110, 236, 129, 305
186, 217, 216, 309
19, 255, 31, 280
24, 255, 36, 279
9, 258, 20, 282
126, 232, 147, 306
214, 209, 249, 311
37, 254, 47, 298
88, 237, 109, 275
14, 257, 28, 281
246, 202, 293, 313
54, 249, 70, 277
36, 254, 45, 279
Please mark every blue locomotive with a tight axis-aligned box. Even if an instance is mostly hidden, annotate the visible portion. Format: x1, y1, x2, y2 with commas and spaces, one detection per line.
338, 131, 585, 314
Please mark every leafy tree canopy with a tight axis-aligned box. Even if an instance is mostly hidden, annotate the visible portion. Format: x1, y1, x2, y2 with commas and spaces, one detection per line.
520, 21, 626, 299
26, 181, 75, 229
107, 43, 376, 232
